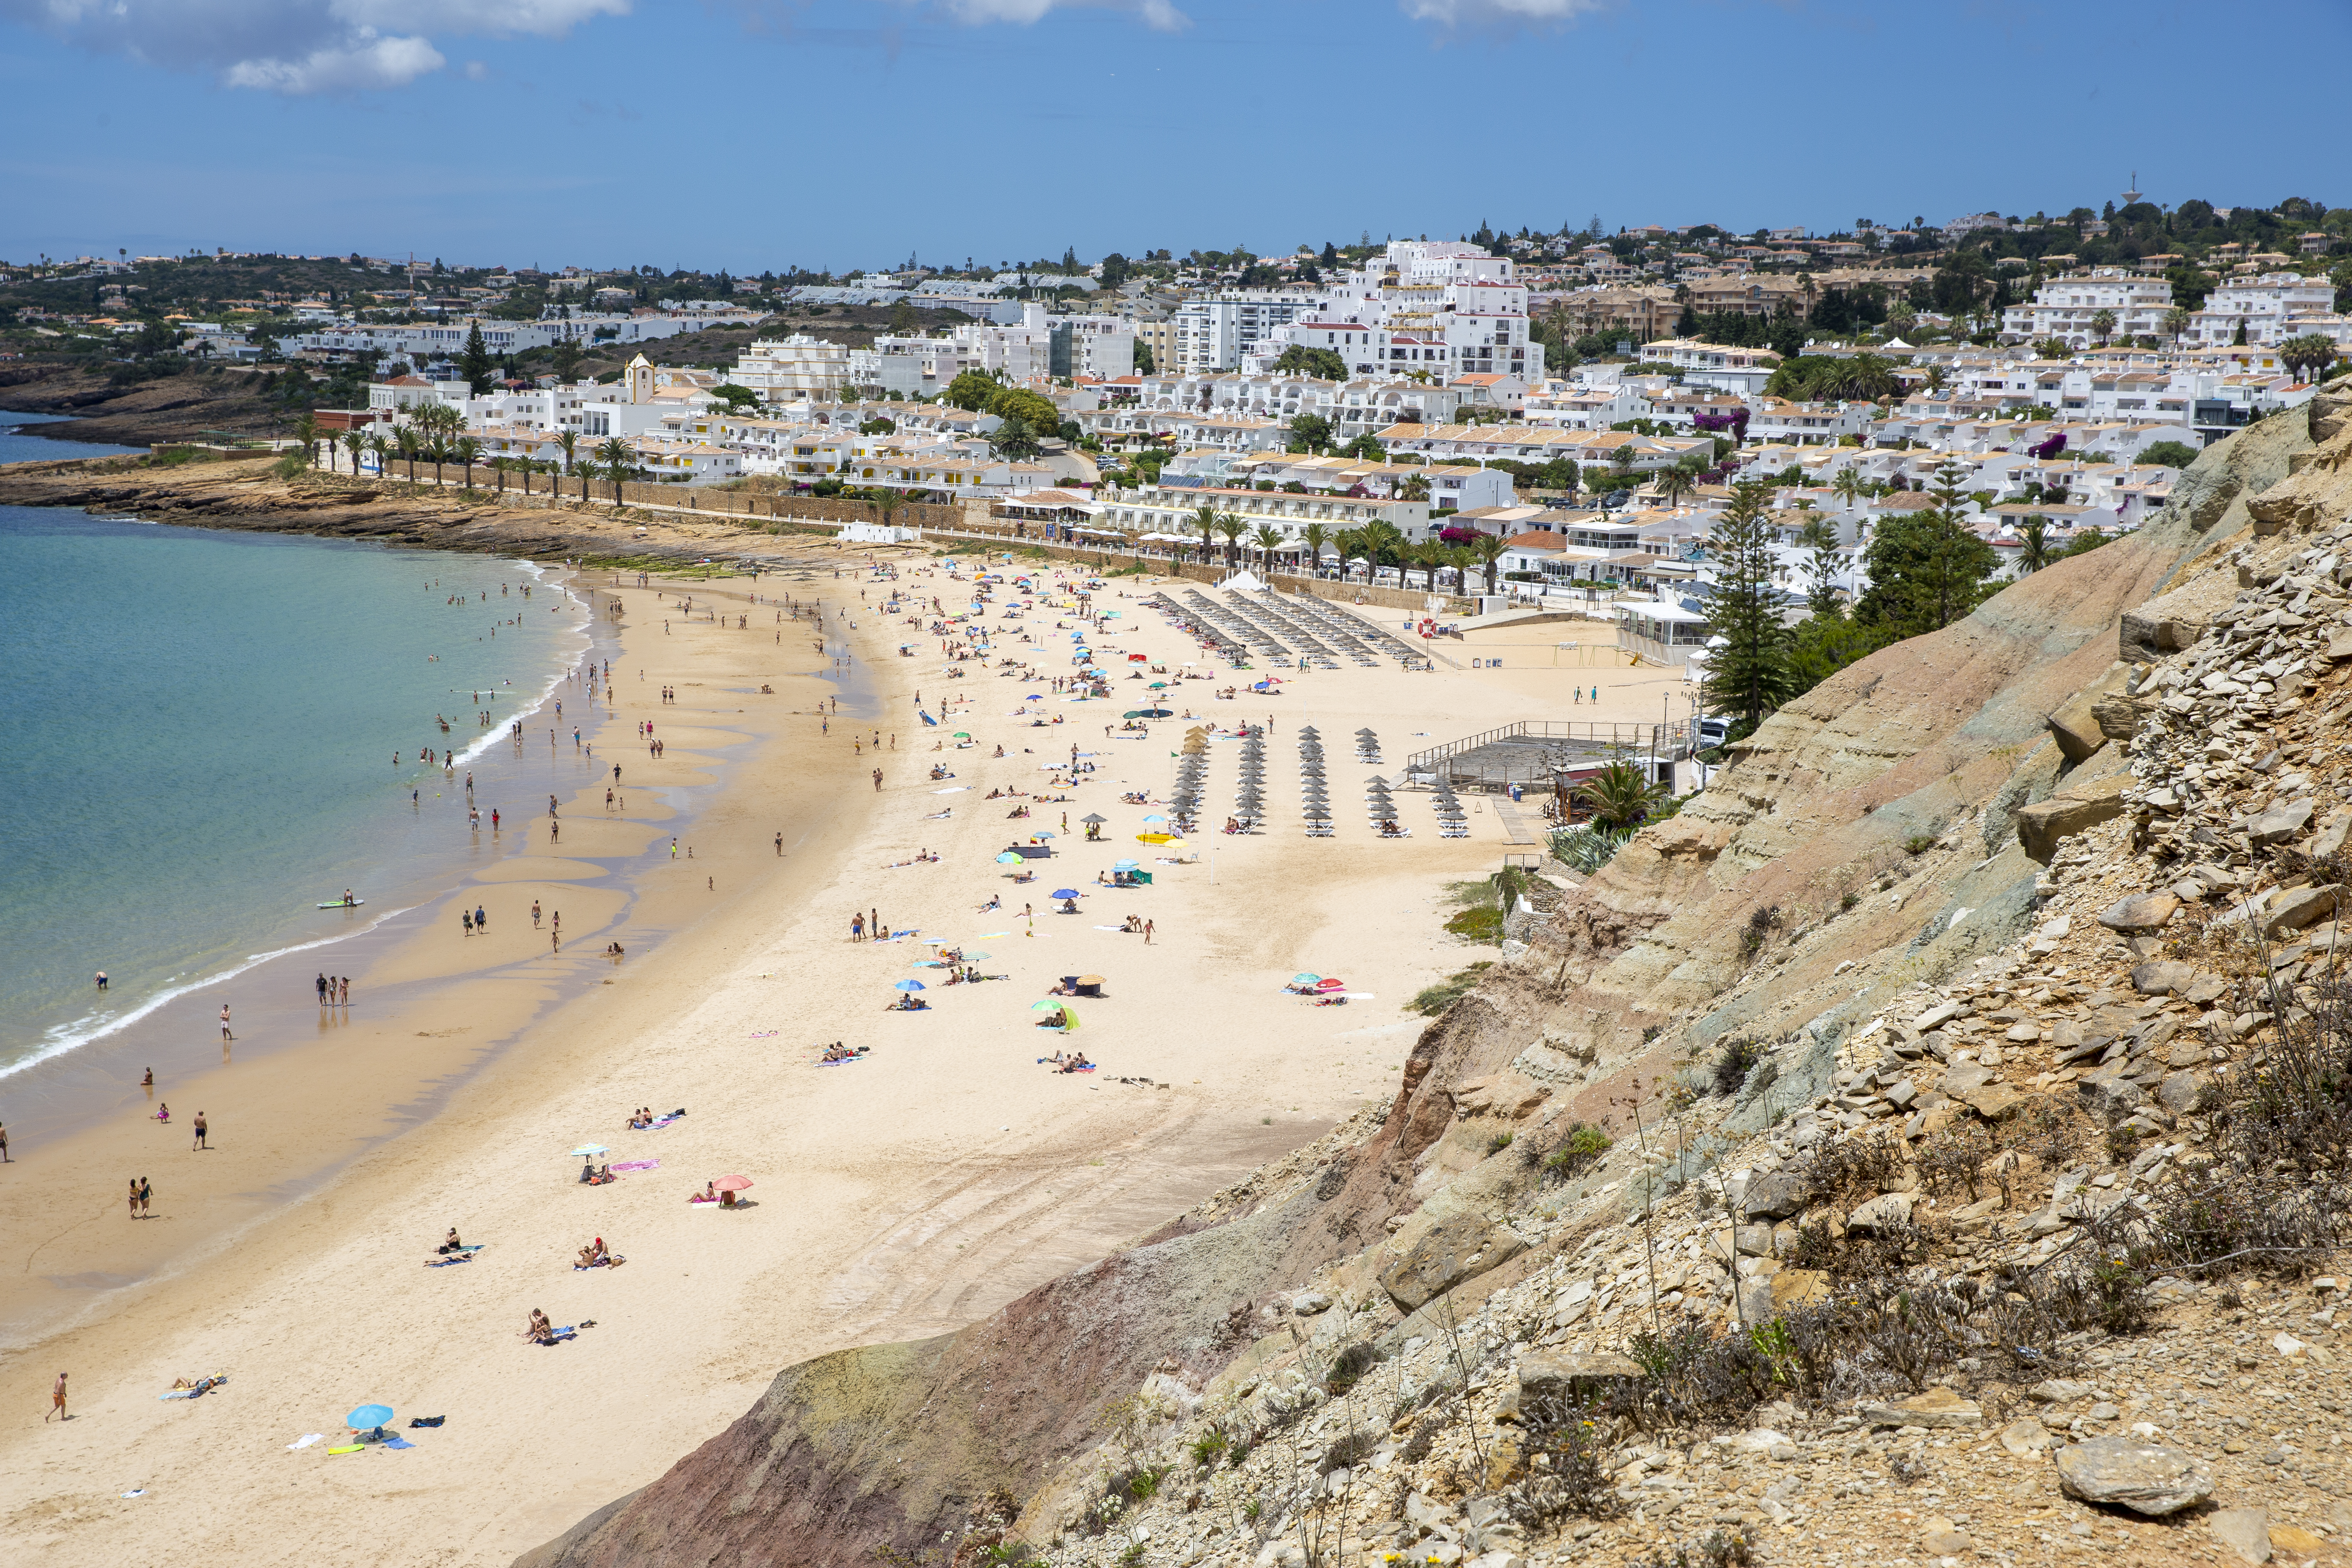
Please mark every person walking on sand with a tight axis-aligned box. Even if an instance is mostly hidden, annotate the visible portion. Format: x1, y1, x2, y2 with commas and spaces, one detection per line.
775, 832, 784, 856
1144, 919, 1154, 945
873, 767, 883, 791
47, 1372, 65, 1422
0, 1122, 9, 1162
192, 1111, 207, 1151
139, 1176, 151, 1217
219, 1004, 232, 1043
851, 912, 865, 942
339, 977, 349, 1006
532, 900, 542, 929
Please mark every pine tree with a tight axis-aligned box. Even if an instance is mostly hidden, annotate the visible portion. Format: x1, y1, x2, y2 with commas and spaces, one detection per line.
459, 321, 494, 394
1701, 481, 1799, 730
1853, 462, 2000, 636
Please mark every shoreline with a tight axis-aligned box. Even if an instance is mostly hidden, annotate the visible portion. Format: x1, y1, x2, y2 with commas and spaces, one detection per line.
0, 547, 871, 1354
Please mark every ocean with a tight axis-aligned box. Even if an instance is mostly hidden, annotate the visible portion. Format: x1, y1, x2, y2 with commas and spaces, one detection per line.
0, 412, 593, 1078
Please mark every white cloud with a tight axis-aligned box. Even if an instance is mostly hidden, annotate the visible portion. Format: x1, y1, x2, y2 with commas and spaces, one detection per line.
1400, 0, 1606, 28
0, 0, 628, 93
900, 0, 1189, 32
223, 31, 445, 92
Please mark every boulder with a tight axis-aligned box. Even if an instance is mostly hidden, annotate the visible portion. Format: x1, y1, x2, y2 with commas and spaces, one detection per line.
2264, 883, 2339, 936
2248, 798, 2316, 847
2091, 694, 2153, 740
1499, 1350, 1645, 1421
2208, 1506, 2273, 1565
1858, 1385, 1982, 1430
2054, 1435, 2214, 1516
1844, 1192, 1916, 1233
1921, 1517, 1973, 1557
2157, 1071, 2208, 1116
2311, 813, 2352, 860
2098, 891, 2179, 934
2131, 960, 2197, 996
1291, 1292, 1332, 1316
1738, 1168, 1820, 1221
1376, 1214, 1525, 1311
2045, 687, 2110, 764
2078, 1060, 2148, 1117
1999, 1416, 2054, 1456
2017, 776, 2129, 864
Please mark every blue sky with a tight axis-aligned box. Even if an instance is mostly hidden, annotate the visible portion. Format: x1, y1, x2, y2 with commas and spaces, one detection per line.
1, 0, 2345, 275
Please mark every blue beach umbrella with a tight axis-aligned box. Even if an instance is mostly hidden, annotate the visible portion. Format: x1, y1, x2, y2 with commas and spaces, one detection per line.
895, 979, 926, 992
1143, 814, 1167, 824
995, 852, 1023, 864
1112, 859, 1139, 870
1052, 888, 1081, 899
347, 1403, 394, 1430
568, 1145, 609, 1157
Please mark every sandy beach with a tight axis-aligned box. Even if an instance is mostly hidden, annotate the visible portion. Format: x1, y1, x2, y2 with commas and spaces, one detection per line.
0, 543, 1679, 1564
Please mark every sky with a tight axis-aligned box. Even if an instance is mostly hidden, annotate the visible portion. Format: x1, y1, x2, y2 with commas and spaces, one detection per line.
1, 0, 2347, 276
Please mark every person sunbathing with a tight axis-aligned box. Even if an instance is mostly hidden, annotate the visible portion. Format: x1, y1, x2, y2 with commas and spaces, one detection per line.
526, 1309, 554, 1343
1059, 898, 1079, 914
691, 1182, 718, 1203
1061, 1053, 1092, 1072
439, 1227, 465, 1254
976, 893, 1001, 912
579, 1158, 598, 1183
576, 1237, 612, 1267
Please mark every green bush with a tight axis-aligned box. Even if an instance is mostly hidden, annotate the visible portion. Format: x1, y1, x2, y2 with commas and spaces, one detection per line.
1544, 1122, 1613, 1181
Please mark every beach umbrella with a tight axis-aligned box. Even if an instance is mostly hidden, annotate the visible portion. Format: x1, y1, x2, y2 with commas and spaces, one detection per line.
963, 951, 992, 961
1291, 972, 1321, 985
1030, 996, 1070, 1012
953, 731, 971, 739
347, 1403, 395, 1430
1077, 974, 1105, 987
895, 979, 926, 991
711, 1174, 754, 1192
1081, 813, 1108, 824
1143, 814, 1167, 822
568, 1144, 609, 1157
1052, 887, 1082, 899
995, 852, 1024, 864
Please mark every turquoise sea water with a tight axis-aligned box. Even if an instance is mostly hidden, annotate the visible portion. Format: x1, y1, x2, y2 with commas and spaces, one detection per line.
0, 427, 590, 1076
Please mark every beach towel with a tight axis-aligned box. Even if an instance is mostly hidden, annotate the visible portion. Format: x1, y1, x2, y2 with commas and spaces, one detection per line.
748, 1030, 777, 1038
611, 1158, 658, 1172
409, 1416, 445, 1428
383, 1437, 416, 1450
815, 1056, 864, 1066
122, 1489, 147, 1498
1091, 924, 1127, 931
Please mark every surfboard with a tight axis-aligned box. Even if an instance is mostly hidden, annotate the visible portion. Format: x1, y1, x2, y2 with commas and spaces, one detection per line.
317, 899, 365, 909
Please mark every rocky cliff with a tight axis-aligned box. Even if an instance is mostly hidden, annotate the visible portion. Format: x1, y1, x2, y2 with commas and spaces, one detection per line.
516, 398, 2352, 1568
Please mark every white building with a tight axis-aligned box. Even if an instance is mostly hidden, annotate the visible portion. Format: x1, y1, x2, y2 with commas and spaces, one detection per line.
2184, 273, 2344, 347
1239, 240, 1544, 385
1999, 270, 2176, 348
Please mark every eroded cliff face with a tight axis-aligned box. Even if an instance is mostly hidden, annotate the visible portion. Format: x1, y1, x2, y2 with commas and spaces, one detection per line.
517, 398, 2325, 1568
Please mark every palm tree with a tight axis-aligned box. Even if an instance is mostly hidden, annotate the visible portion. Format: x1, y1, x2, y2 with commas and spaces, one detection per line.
1654, 466, 1695, 509
2163, 306, 2192, 345
364, 432, 390, 479
394, 427, 419, 481
453, 436, 482, 490
1359, 520, 1405, 584
1469, 530, 1507, 595
1395, 471, 1431, 503
556, 430, 579, 497
343, 428, 365, 476
1216, 512, 1247, 569
1575, 759, 1667, 832
2090, 308, 2117, 347
2019, 514, 2051, 574
1251, 523, 1283, 574
1830, 465, 1866, 513
1190, 503, 1218, 565
594, 437, 634, 502
426, 434, 448, 487
294, 413, 320, 470
1301, 521, 1330, 577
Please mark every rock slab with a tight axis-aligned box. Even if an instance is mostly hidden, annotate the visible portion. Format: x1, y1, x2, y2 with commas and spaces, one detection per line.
2054, 1434, 2213, 1516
